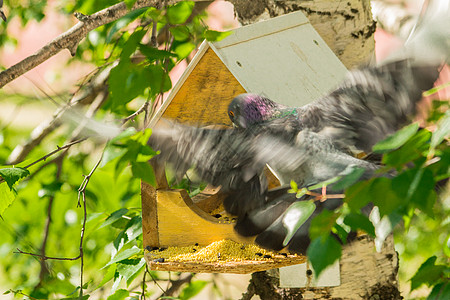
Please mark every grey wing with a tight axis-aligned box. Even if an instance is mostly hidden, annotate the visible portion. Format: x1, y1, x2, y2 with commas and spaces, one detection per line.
148, 120, 307, 216
298, 59, 440, 152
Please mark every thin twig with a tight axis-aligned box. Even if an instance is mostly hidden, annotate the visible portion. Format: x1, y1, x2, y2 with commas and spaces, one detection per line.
162, 273, 194, 297
24, 138, 87, 170
148, 271, 166, 296
306, 190, 345, 202
77, 153, 104, 299
122, 101, 150, 124
141, 264, 149, 300
14, 248, 81, 261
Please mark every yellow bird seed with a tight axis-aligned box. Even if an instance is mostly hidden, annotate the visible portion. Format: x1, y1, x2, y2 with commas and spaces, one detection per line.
146, 239, 293, 263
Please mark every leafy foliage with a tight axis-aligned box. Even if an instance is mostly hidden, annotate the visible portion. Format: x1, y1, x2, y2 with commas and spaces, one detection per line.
0, 1, 448, 299
0, 1, 227, 299
0, 167, 30, 190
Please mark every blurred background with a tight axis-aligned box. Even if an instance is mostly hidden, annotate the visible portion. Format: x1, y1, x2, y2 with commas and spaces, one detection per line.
0, 0, 448, 299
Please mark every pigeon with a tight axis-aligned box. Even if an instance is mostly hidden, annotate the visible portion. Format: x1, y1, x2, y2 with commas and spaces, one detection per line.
149, 122, 379, 217
148, 14, 448, 253
228, 59, 440, 155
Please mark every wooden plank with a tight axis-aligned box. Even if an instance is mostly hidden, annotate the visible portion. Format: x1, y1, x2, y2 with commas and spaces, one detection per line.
161, 47, 247, 126
155, 189, 253, 247
141, 181, 159, 247
146, 254, 306, 274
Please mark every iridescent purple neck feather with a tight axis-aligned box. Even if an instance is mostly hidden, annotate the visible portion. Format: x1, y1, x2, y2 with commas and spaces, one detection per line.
228, 94, 284, 128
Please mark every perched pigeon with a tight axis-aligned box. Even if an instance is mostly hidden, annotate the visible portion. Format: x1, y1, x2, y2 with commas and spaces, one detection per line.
148, 15, 448, 253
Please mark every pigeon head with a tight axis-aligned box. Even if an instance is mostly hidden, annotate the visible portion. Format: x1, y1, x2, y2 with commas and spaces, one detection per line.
228, 93, 279, 128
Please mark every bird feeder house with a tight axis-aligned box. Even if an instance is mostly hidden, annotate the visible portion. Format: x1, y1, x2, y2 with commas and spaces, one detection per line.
142, 10, 346, 276
142, 11, 399, 292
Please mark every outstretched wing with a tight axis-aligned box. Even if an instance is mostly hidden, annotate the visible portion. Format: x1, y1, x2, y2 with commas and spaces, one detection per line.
298, 59, 440, 153
148, 120, 308, 216
149, 120, 379, 219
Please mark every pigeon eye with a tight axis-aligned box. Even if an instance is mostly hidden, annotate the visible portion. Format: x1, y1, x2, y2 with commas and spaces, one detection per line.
229, 111, 234, 118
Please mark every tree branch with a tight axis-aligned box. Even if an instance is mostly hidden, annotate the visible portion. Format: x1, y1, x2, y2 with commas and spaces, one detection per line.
0, 0, 189, 89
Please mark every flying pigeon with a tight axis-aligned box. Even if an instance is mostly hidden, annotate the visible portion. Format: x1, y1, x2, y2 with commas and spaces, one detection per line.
148, 14, 448, 253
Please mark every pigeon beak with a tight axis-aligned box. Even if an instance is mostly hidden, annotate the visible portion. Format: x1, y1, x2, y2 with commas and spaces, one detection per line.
238, 116, 247, 128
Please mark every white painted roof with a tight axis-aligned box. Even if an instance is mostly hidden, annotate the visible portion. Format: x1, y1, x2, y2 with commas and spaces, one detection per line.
211, 10, 347, 107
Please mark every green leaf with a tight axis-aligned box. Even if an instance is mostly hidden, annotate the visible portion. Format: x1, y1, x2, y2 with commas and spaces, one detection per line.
307, 175, 342, 190
428, 282, 450, 300
282, 201, 316, 246
332, 224, 349, 244
125, 216, 143, 244
427, 100, 450, 123
331, 166, 366, 191
169, 26, 191, 41
147, 65, 172, 96
110, 127, 138, 144
166, 1, 195, 24
289, 180, 298, 192
98, 264, 118, 288
431, 110, 450, 149
410, 256, 446, 291
309, 209, 339, 240
343, 212, 375, 236
179, 280, 209, 300
444, 234, 450, 258
121, 28, 146, 60
372, 177, 405, 217
0, 167, 30, 190
131, 162, 156, 186
307, 235, 342, 278
404, 168, 436, 217
173, 41, 196, 60
0, 183, 16, 215
102, 145, 128, 168
344, 180, 373, 211
109, 61, 151, 110
373, 123, 419, 153
107, 289, 129, 300
116, 257, 146, 286
107, 8, 148, 43
204, 30, 231, 42
382, 129, 432, 167
104, 246, 141, 268
100, 208, 129, 229
139, 44, 176, 61
124, 0, 137, 10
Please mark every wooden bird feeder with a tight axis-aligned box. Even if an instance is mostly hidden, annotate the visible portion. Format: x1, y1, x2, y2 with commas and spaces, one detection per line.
142, 11, 348, 277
